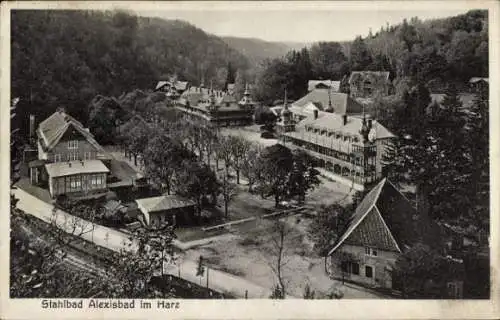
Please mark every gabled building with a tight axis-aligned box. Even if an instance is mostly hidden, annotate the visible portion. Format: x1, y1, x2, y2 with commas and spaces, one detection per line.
326, 178, 441, 290
468, 77, 488, 93
290, 88, 365, 121
176, 84, 256, 127
136, 194, 196, 227
348, 71, 390, 98
30, 109, 112, 198
277, 87, 395, 190
155, 78, 189, 98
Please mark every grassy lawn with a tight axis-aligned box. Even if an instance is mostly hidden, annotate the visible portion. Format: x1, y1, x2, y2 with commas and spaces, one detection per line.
183, 213, 383, 299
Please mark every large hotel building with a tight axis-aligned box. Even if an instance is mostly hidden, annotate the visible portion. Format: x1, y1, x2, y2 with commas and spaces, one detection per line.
276, 88, 395, 191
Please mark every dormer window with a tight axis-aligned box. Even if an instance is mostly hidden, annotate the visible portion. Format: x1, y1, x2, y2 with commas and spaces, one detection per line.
365, 247, 377, 256
68, 140, 78, 150
343, 135, 350, 142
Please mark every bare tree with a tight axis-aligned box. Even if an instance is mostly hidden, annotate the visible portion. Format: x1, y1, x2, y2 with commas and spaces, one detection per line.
220, 174, 238, 219
229, 135, 252, 184
241, 143, 263, 192
217, 135, 233, 178
267, 219, 293, 298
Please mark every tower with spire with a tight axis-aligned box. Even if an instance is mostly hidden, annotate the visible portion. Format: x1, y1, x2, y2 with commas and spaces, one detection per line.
276, 89, 295, 135
207, 80, 218, 113
325, 84, 334, 113
238, 83, 256, 110
353, 105, 377, 185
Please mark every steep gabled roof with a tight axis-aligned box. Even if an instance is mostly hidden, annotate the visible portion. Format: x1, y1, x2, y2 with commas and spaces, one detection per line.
292, 89, 364, 115
37, 110, 106, 154
328, 178, 424, 255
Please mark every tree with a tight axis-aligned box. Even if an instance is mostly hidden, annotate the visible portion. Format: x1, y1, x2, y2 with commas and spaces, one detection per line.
88, 95, 123, 144
176, 160, 220, 218
267, 220, 292, 298
225, 61, 236, 90
122, 119, 151, 166
393, 243, 455, 298
288, 150, 320, 204
308, 204, 351, 256
143, 132, 195, 195
228, 135, 252, 184
256, 144, 294, 207
464, 86, 489, 231
107, 224, 175, 297
309, 42, 349, 80
240, 144, 263, 192
217, 136, 234, 178
350, 36, 373, 71
220, 175, 238, 219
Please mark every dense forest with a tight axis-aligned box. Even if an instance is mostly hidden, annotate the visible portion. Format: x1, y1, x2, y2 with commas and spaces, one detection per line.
11, 10, 249, 132
252, 10, 488, 104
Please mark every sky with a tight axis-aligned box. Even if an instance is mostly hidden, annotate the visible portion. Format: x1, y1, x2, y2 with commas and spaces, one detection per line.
131, 2, 474, 43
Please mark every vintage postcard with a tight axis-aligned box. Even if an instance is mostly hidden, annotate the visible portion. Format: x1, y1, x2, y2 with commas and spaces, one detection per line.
1, 1, 499, 319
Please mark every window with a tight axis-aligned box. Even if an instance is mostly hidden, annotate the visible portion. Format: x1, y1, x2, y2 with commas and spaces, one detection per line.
341, 261, 360, 275
69, 176, 81, 191
365, 247, 378, 257
84, 151, 92, 160
68, 140, 78, 149
53, 154, 62, 162
67, 152, 79, 161
90, 175, 102, 188
352, 262, 360, 275
365, 266, 373, 278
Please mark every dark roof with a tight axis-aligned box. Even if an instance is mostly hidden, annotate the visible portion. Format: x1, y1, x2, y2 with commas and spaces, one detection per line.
328, 178, 433, 255
348, 71, 390, 84
37, 110, 106, 154
292, 89, 364, 115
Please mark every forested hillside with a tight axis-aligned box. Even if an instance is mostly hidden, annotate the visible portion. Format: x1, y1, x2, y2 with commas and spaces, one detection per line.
11, 10, 249, 131
253, 10, 488, 104
222, 36, 308, 65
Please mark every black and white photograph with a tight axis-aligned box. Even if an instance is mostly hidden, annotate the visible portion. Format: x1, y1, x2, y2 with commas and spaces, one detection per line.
2, 0, 498, 319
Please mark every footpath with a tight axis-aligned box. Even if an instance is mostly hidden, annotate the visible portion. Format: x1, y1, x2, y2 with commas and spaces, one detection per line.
13, 188, 274, 298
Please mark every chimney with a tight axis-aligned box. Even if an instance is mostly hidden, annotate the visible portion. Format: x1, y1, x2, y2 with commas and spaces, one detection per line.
343, 114, 348, 125
57, 106, 65, 113
29, 114, 35, 141
368, 119, 373, 129
313, 109, 318, 120
81, 160, 84, 166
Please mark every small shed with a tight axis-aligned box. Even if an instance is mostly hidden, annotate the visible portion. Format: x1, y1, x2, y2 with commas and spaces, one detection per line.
135, 195, 196, 227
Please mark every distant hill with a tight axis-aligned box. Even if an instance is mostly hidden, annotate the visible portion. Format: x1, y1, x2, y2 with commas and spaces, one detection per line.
222, 36, 309, 65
